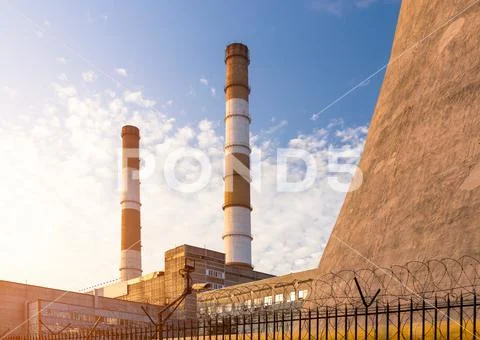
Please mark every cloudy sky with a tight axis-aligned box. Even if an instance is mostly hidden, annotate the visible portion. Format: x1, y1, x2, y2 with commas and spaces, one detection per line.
0, 1, 400, 291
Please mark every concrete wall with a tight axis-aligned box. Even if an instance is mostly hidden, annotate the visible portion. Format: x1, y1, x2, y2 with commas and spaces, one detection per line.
319, 0, 480, 273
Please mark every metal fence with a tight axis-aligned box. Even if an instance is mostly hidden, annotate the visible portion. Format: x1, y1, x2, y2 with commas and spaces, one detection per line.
4, 291, 480, 339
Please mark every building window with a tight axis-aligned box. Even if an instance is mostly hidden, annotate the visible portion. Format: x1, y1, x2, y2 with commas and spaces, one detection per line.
254, 298, 262, 306
225, 304, 232, 312
208, 282, 225, 290
205, 268, 225, 279
287, 291, 296, 302
298, 289, 308, 300
245, 300, 252, 308
275, 294, 284, 304
264, 296, 273, 306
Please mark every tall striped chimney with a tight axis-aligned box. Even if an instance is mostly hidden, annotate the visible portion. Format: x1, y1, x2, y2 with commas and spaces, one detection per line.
223, 43, 253, 269
120, 125, 142, 281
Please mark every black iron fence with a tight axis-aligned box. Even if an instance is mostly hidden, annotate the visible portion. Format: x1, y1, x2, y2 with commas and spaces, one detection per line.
3, 291, 480, 339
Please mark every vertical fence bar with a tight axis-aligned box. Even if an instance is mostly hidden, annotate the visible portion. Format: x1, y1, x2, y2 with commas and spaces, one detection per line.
265, 311, 269, 340
335, 306, 338, 340
364, 306, 368, 340
298, 310, 302, 340
397, 299, 401, 340
447, 296, 451, 340
354, 307, 358, 340
409, 298, 413, 340
374, 303, 378, 340
290, 310, 293, 340
386, 303, 390, 340
433, 297, 438, 340
422, 299, 425, 339
326, 307, 329, 340
308, 310, 311, 340
273, 311, 276, 340
243, 315, 246, 340
250, 313, 253, 339
257, 313, 260, 340
344, 305, 348, 340
222, 316, 225, 340
282, 311, 285, 340
460, 293, 464, 340
474, 290, 477, 340
317, 307, 320, 340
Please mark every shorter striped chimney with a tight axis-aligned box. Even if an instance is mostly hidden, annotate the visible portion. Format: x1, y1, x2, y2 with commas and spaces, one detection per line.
120, 125, 142, 281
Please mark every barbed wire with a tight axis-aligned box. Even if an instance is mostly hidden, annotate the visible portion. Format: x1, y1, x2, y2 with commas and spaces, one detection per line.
197, 256, 480, 316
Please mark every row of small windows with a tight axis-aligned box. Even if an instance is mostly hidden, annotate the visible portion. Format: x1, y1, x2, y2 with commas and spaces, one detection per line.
209, 282, 225, 290
199, 289, 309, 314
41, 308, 146, 326
206, 268, 225, 279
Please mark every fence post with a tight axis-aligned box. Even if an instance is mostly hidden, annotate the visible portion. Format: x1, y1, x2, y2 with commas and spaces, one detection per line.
307, 310, 310, 340
396, 299, 400, 340
289, 310, 293, 340
386, 302, 389, 340
354, 307, 358, 340
344, 304, 348, 340
421, 299, 425, 339
433, 296, 438, 340
364, 304, 368, 340
447, 295, 451, 340
474, 290, 477, 340
460, 293, 464, 340
325, 307, 329, 340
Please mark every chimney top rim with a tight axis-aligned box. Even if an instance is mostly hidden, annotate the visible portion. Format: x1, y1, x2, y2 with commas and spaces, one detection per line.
121, 125, 140, 137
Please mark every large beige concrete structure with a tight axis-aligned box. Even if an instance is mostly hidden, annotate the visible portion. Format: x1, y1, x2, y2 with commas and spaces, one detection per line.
223, 43, 253, 269
319, 0, 480, 272
120, 125, 142, 281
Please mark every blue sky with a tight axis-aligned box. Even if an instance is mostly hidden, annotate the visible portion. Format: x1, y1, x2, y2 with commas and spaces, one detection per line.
0, 1, 400, 290
2, 0, 399, 135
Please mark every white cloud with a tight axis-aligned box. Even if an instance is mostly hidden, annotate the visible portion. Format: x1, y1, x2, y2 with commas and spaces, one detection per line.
0, 82, 367, 290
200, 77, 208, 86
210, 88, 216, 97
309, 0, 389, 15
355, 0, 378, 8
2, 86, 17, 98
82, 71, 98, 83
57, 73, 68, 81
123, 90, 156, 108
109, 98, 128, 115
115, 68, 128, 77
161, 100, 174, 109
310, 0, 344, 15
52, 83, 77, 99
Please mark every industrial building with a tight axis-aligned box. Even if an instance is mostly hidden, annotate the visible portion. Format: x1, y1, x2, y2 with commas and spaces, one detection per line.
94, 244, 272, 320
0, 280, 161, 336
